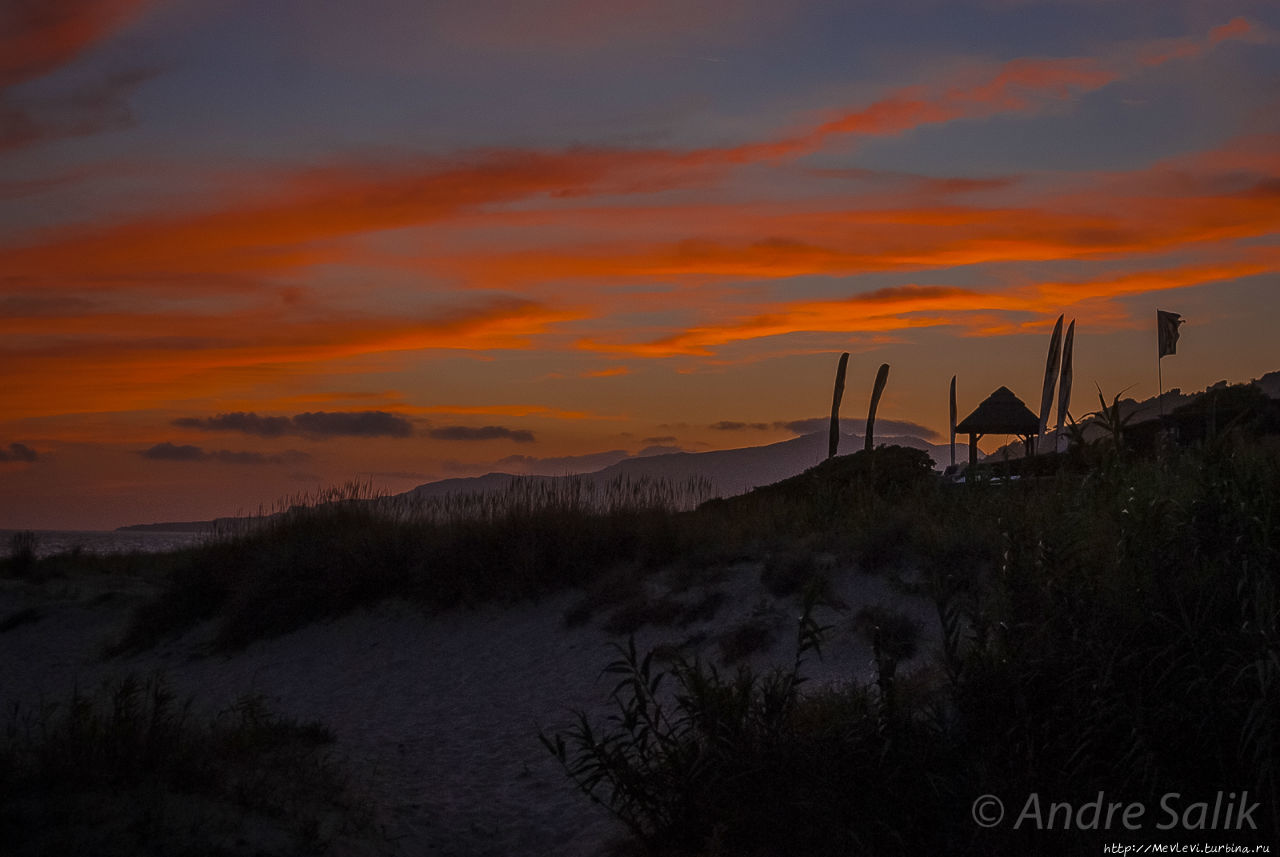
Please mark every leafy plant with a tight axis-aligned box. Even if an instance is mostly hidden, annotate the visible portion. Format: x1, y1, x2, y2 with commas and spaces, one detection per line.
1087, 384, 1142, 454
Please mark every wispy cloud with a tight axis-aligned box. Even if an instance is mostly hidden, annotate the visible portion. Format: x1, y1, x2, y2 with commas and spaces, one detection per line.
138, 442, 311, 465
428, 425, 536, 442
709, 421, 771, 431
0, 297, 581, 421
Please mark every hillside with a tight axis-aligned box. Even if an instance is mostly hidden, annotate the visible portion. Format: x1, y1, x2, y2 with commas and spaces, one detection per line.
408, 430, 956, 504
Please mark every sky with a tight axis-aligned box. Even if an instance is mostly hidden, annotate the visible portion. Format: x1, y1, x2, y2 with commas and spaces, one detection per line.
2, 0, 1279, 530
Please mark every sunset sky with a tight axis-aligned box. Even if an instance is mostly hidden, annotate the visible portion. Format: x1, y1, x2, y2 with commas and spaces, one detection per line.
3, 0, 1279, 530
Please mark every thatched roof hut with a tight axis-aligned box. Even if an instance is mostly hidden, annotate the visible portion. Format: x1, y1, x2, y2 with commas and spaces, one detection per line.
955, 386, 1040, 465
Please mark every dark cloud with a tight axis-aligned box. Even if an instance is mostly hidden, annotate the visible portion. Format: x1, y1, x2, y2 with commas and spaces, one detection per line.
208, 449, 311, 465
0, 294, 97, 315
174, 410, 413, 438
777, 417, 940, 440
139, 442, 310, 465
175, 412, 293, 437
293, 411, 413, 437
710, 421, 771, 431
429, 426, 535, 443
642, 435, 677, 444
0, 442, 39, 462
139, 442, 204, 461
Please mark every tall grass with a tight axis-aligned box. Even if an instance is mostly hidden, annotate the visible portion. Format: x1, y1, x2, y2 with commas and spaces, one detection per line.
117, 474, 713, 650
3, 530, 38, 577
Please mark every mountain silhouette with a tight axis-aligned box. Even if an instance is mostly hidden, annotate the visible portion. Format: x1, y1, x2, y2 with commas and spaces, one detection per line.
405, 431, 955, 503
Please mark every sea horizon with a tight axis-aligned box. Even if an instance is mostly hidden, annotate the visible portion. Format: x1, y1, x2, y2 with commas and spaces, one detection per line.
0, 529, 206, 559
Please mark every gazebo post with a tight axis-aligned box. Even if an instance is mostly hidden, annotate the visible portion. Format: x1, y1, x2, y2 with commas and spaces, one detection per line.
969, 433, 980, 466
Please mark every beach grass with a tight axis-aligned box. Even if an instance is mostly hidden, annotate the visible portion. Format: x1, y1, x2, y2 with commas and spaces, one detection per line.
111, 474, 712, 651
0, 673, 370, 857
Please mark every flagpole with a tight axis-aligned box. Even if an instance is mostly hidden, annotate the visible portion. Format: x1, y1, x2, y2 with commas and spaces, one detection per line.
1158, 350, 1164, 422
1156, 309, 1165, 423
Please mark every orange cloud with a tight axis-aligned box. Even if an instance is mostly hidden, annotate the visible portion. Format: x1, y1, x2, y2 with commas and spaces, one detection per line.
1209, 17, 1258, 47
432, 178, 1280, 288
4, 16, 1272, 432
578, 285, 1016, 356
3, 19, 1259, 294
1032, 250, 1280, 307
0, 297, 583, 420
1133, 16, 1263, 67
0, 147, 730, 290
576, 248, 1280, 357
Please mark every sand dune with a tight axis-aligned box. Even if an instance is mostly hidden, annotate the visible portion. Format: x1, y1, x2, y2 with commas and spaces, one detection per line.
0, 562, 936, 856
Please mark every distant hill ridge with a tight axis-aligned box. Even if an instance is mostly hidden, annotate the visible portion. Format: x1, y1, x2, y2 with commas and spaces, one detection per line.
118, 430, 951, 531
119, 371, 1280, 531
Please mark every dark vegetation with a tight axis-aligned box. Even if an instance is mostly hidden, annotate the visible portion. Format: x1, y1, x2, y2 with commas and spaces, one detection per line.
0, 674, 369, 856
5, 405, 1279, 854
104, 476, 710, 651
542, 439, 1280, 855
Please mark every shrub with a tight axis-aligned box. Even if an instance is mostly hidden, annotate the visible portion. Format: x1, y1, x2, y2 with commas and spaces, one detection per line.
541, 601, 964, 856
0, 673, 368, 856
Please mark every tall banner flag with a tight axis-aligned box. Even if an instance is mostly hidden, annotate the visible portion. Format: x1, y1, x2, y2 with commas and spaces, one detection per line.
1038, 314, 1065, 441
1157, 310, 1183, 420
1055, 320, 1075, 445
949, 375, 957, 468
864, 363, 890, 452
829, 353, 849, 459
1157, 310, 1183, 358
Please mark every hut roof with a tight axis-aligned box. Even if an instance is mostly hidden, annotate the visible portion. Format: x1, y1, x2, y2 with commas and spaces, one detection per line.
955, 386, 1041, 436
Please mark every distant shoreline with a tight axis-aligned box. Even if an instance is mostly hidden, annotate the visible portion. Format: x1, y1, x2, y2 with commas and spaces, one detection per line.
114, 521, 218, 533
